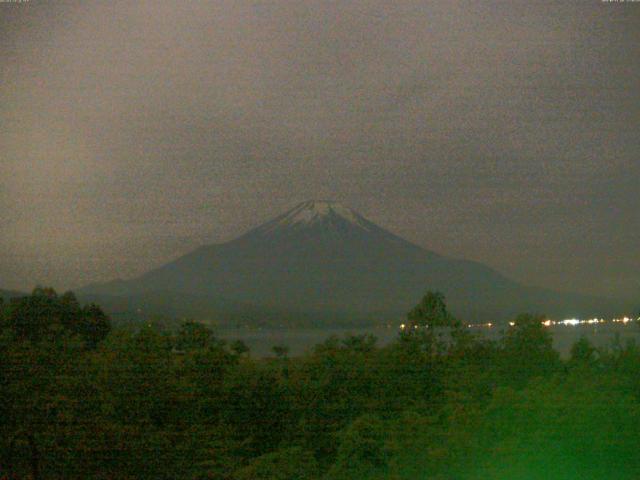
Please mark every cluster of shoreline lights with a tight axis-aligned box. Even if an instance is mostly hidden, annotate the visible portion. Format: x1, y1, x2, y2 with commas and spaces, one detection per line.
399, 316, 639, 330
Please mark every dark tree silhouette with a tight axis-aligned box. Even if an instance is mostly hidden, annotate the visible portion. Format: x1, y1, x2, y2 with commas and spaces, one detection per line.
175, 320, 214, 351
79, 303, 111, 349
230, 339, 250, 356
407, 291, 456, 328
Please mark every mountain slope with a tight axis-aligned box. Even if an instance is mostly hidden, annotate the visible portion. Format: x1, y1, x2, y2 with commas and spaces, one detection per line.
81, 201, 621, 324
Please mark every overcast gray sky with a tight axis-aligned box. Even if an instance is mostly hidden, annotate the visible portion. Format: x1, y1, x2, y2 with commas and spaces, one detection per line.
1, 0, 638, 300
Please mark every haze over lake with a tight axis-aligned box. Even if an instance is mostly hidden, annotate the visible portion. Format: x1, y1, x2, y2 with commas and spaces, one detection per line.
218, 322, 640, 358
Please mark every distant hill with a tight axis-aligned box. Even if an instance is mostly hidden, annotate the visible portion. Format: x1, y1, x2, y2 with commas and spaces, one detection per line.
80, 200, 623, 325
0, 289, 26, 302
78, 289, 346, 328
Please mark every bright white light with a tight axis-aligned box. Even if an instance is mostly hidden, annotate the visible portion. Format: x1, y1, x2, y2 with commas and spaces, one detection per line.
560, 319, 580, 326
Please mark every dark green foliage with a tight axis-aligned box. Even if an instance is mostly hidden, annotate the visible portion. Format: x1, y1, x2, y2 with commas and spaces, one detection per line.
175, 320, 215, 351
470, 375, 640, 479
6, 287, 111, 348
80, 303, 111, 349
233, 447, 319, 480
569, 335, 598, 368
499, 313, 561, 386
327, 415, 391, 479
3, 289, 640, 479
407, 291, 456, 328
220, 363, 292, 458
272, 344, 289, 359
8, 287, 64, 342
230, 339, 250, 356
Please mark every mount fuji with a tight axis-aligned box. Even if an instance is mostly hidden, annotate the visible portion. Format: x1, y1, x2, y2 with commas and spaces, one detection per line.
80, 200, 619, 325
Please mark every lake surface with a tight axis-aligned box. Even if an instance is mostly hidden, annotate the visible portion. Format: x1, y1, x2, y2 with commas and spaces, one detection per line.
218, 323, 640, 358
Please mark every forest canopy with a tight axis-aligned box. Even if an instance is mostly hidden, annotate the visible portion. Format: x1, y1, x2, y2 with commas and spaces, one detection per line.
1, 289, 640, 479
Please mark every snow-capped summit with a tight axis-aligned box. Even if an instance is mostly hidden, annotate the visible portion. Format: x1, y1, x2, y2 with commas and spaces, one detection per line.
252, 200, 375, 235
282, 200, 359, 225
80, 200, 618, 325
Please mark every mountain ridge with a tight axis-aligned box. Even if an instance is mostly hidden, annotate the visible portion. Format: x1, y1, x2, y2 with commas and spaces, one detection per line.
79, 200, 623, 325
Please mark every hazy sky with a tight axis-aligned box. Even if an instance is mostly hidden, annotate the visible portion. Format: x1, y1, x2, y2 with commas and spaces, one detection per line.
1, 0, 638, 299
